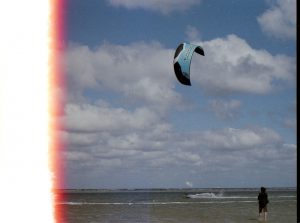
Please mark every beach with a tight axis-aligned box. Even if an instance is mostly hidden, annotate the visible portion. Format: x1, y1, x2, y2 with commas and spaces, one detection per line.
56, 188, 296, 223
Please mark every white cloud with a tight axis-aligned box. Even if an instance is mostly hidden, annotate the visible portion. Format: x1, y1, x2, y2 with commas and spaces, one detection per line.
63, 39, 296, 188
65, 132, 100, 147
209, 99, 242, 120
64, 103, 161, 133
63, 123, 296, 187
66, 37, 295, 103
64, 120, 286, 169
197, 127, 282, 150
257, 0, 296, 39
65, 151, 92, 162
193, 35, 295, 94
106, 0, 201, 14
66, 42, 183, 110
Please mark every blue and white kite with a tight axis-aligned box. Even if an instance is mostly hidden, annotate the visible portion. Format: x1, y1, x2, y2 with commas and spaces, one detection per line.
173, 43, 205, 86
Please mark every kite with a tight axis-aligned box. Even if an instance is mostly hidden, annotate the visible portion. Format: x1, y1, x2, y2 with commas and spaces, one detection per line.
173, 43, 205, 86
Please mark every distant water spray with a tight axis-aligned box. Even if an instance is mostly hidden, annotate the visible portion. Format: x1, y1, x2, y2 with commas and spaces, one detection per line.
217, 189, 224, 197
186, 190, 226, 199
0, 1, 65, 222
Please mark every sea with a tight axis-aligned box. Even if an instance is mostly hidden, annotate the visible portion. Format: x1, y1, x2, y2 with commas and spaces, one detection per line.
56, 188, 296, 223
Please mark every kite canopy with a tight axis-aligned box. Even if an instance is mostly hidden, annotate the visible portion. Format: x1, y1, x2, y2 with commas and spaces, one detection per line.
173, 43, 205, 86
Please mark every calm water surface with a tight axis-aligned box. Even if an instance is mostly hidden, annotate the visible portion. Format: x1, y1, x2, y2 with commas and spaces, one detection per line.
56, 188, 296, 223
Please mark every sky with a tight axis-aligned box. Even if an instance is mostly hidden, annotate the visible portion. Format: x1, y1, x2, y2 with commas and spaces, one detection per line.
60, 0, 297, 189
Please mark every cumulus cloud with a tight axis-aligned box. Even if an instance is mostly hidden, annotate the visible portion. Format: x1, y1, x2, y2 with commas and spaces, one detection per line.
199, 127, 281, 150
64, 103, 161, 133
66, 126, 296, 187
257, 0, 296, 39
66, 42, 183, 110
193, 34, 295, 94
63, 38, 296, 188
66, 36, 295, 103
106, 0, 201, 14
63, 122, 296, 187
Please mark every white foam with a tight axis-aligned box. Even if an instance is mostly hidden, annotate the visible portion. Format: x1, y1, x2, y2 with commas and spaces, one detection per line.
58, 193, 296, 206
186, 192, 255, 199
59, 200, 256, 206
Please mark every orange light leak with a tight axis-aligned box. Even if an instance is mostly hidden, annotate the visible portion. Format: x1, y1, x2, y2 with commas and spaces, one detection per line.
49, 0, 66, 222
0, 0, 66, 222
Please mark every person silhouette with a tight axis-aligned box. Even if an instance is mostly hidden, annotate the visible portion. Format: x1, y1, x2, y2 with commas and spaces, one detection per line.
258, 187, 269, 221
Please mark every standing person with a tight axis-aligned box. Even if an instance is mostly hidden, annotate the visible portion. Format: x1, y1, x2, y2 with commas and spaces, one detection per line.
258, 187, 269, 221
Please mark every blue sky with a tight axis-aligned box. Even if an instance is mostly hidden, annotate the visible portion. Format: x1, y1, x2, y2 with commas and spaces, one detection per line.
62, 0, 296, 189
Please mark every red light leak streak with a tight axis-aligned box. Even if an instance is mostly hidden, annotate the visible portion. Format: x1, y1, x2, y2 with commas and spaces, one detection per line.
49, 0, 67, 222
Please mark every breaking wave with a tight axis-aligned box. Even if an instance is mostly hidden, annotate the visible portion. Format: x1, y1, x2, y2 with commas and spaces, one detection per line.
185, 192, 254, 199
59, 199, 295, 206
185, 193, 296, 199
59, 201, 254, 205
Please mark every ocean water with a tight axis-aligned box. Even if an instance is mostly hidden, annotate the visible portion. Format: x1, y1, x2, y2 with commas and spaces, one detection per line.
56, 188, 296, 223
